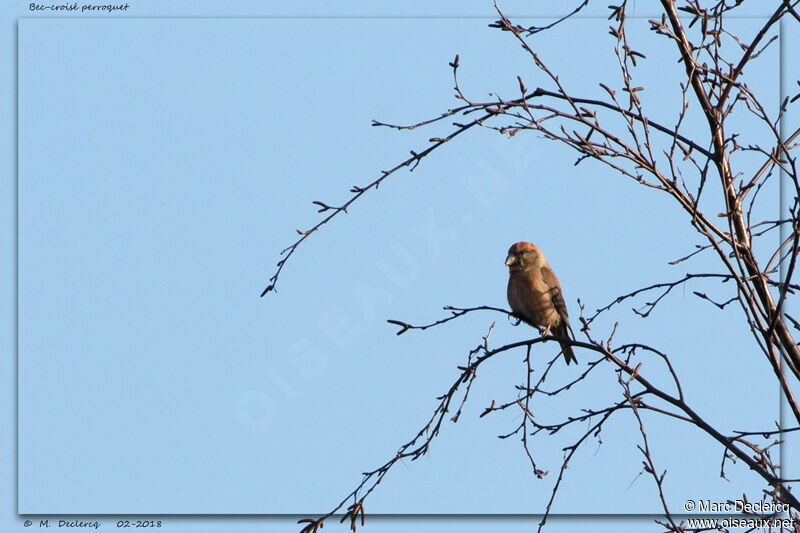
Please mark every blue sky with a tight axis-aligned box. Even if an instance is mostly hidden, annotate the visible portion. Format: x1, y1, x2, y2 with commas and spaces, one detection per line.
2, 1, 797, 532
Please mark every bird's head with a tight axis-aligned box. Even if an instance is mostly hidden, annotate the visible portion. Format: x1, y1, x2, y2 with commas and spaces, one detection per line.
505, 241, 544, 271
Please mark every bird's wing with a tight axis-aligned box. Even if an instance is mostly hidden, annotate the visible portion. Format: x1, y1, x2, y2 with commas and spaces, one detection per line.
541, 265, 570, 326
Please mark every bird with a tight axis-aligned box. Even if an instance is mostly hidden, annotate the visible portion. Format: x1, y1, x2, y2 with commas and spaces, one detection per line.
505, 241, 577, 365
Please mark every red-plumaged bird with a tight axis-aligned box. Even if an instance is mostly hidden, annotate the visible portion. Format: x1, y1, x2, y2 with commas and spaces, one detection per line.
505, 241, 577, 365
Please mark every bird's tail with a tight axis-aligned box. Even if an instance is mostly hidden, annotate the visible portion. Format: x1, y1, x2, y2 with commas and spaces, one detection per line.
555, 322, 577, 365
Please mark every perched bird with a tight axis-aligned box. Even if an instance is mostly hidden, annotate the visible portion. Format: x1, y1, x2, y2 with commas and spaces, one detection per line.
505, 241, 577, 365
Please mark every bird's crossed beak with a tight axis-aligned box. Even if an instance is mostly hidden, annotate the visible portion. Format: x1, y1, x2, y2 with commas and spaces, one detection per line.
505, 254, 517, 267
